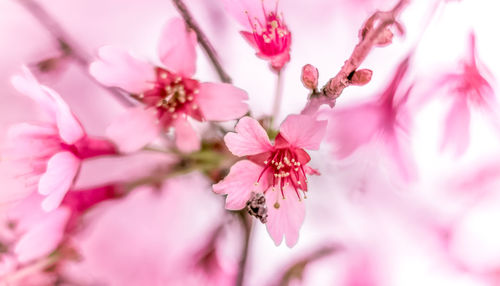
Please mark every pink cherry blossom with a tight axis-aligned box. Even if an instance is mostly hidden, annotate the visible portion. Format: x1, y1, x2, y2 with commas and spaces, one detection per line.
322, 56, 417, 181
213, 115, 327, 247
5, 67, 117, 212
437, 32, 496, 156
89, 18, 249, 153
223, 0, 292, 72
64, 173, 236, 286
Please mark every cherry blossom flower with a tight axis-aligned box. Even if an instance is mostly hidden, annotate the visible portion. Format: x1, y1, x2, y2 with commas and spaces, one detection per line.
89, 18, 249, 153
223, 0, 291, 72
5, 67, 116, 212
213, 115, 327, 247
64, 173, 236, 286
437, 32, 496, 156
322, 56, 417, 181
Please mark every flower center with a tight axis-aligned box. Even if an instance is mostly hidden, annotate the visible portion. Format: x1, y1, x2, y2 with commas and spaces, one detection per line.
248, 12, 290, 56
139, 67, 202, 124
257, 147, 308, 200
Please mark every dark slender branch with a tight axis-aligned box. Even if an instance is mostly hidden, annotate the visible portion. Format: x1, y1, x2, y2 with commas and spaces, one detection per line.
302, 0, 410, 114
277, 244, 343, 286
16, 0, 134, 107
235, 211, 252, 286
171, 0, 232, 83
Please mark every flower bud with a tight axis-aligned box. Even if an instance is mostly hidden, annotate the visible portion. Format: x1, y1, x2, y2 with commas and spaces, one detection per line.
374, 28, 393, 46
301, 64, 319, 90
350, 69, 373, 86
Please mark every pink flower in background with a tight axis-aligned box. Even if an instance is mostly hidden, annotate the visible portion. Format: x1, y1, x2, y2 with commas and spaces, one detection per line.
64, 173, 236, 286
437, 32, 497, 156
322, 56, 416, 181
213, 115, 327, 247
5, 67, 116, 211
90, 18, 249, 153
223, 0, 291, 71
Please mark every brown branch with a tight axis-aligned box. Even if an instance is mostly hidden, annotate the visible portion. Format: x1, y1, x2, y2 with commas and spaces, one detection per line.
235, 211, 252, 286
17, 0, 135, 107
302, 0, 409, 114
171, 0, 232, 83
276, 244, 343, 286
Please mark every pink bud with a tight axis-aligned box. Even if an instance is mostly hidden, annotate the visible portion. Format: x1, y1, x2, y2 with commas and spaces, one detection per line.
301, 64, 319, 90
350, 69, 373, 86
374, 28, 393, 46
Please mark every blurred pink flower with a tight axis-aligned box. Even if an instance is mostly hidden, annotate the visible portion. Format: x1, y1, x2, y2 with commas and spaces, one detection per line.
90, 18, 249, 153
213, 115, 327, 247
322, 56, 416, 181
5, 67, 117, 212
223, 0, 291, 72
438, 32, 497, 156
64, 173, 236, 286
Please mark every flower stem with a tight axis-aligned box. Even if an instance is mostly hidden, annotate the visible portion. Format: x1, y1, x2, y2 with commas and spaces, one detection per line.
235, 211, 253, 286
16, 0, 134, 107
271, 70, 284, 128
171, 0, 232, 84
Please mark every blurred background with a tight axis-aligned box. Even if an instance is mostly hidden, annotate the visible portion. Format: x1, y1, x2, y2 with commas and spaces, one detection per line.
1, 0, 500, 285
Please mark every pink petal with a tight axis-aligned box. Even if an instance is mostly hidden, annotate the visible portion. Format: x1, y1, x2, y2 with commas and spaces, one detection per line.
265, 187, 305, 247
440, 98, 470, 156
38, 151, 81, 212
279, 114, 327, 150
240, 31, 258, 49
42, 86, 85, 145
89, 46, 155, 94
213, 160, 268, 210
11, 66, 55, 114
196, 82, 249, 121
173, 118, 200, 153
324, 103, 382, 158
14, 207, 70, 263
158, 18, 197, 77
224, 117, 273, 157
106, 107, 160, 153
384, 130, 417, 182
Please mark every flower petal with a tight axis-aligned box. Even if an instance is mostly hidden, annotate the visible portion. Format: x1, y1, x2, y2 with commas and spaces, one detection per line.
440, 98, 470, 156
224, 117, 272, 157
14, 207, 70, 263
42, 86, 85, 145
89, 46, 155, 94
213, 160, 268, 210
279, 114, 327, 150
196, 82, 248, 121
173, 118, 200, 153
11, 66, 55, 114
106, 107, 160, 153
158, 18, 197, 77
38, 151, 81, 212
265, 187, 305, 247
323, 103, 382, 158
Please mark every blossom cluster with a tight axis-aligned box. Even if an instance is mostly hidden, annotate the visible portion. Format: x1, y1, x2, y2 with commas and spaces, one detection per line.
0, 0, 499, 285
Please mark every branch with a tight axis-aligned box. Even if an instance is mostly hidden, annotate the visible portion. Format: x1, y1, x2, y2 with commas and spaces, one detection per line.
171, 0, 232, 83
235, 211, 252, 286
17, 0, 134, 107
302, 0, 410, 114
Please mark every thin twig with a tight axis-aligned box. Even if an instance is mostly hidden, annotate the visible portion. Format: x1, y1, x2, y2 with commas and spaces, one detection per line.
171, 0, 232, 83
302, 0, 410, 114
17, 0, 134, 107
235, 211, 253, 286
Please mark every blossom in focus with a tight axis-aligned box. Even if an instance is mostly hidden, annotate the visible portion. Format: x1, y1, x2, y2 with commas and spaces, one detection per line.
5, 67, 117, 212
224, 0, 292, 72
213, 115, 327, 247
437, 32, 497, 156
63, 173, 237, 286
322, 56, 416, 181
89, 18, 249, 153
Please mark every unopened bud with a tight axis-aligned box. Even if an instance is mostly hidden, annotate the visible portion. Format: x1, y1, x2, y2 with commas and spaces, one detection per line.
374, 28, 393, 46
301, 64, 319, 90
349, 69, 372, 86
